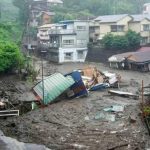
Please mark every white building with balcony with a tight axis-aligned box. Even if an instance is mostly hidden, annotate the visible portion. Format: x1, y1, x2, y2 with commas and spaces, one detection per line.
47, 20, 89, 63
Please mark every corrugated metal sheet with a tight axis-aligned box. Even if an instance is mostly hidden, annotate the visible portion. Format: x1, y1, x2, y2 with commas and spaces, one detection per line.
65, 71, 88, 98
33, 73, 75, 105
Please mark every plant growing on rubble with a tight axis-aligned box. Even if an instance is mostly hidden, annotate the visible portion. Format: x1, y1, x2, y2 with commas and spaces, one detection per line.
0, 41, 24, 73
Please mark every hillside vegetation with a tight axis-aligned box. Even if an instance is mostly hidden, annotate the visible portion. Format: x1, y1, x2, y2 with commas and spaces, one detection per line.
0, 0, 23, 73
0, 0, 18, 22
51, 0, 150, 22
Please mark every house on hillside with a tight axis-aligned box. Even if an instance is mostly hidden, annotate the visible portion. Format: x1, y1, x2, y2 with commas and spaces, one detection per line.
47, 0, 63, 6
37, 24, 55, 44
108, 47, 150, 72
30, 10, 55, 27
93, 14, 132, 40
90, 14, 150, 45
129, 15, 150, 45
42, 20, 89, 63
30, 0, 56, 27
143, 3, 150, 15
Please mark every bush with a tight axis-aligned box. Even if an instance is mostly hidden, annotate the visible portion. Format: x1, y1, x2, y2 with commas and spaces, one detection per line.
0, 41, 24, 72
125, 30, 141, 50
102, 30, 141, 51
111, 35, 129, 50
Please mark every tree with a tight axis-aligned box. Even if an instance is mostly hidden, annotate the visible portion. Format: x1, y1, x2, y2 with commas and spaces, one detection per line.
0, 41, 24, 72
125, 30, 141, 50
13, 0, 30, 24
101, 34, 113, 50
111, 35, 129, 50
102, 30, 141, 51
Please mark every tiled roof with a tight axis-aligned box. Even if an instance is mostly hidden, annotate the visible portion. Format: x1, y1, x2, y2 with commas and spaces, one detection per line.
109, 50, 150, 63
131, 14, 150, 22
94, 14, 129, 23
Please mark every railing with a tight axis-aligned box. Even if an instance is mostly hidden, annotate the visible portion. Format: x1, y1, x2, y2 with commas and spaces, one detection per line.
49, 29, 76, 35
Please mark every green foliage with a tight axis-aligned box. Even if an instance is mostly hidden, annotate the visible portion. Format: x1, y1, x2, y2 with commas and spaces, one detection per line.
12, 0, 29, 24
0, 41, 24, 72
0, 0, 18, 22
102, 30, 141, 51
125, 30, 141, 50
101, 34, 113, 49
0, 23, 23, 44
111, 35, 129, 50
50, 0, 150, 22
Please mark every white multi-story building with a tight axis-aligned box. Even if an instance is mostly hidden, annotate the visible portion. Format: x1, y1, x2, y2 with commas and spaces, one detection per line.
46, 20, 89, 63
143, 3, 150, 15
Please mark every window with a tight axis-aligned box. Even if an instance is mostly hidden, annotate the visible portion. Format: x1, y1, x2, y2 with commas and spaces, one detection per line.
77, 51, 84, 59
77, 26, 86, 30
143, 24, 150, 31
141, 37, 148, 45
117, 25, 124, 32
63, 39, 74, 45
64, 52, 73, 60
77, 40, 86, 45
111, 25, 124, 32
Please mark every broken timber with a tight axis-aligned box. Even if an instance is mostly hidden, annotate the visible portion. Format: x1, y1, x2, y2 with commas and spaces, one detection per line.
0, 110, 19, 117
108, 90, 138, 98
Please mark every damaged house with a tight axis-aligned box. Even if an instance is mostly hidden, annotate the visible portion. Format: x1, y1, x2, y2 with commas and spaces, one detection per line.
108, 48, 150, 72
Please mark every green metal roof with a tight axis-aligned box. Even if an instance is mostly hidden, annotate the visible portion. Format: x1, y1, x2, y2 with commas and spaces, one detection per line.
33, 73, 75, 105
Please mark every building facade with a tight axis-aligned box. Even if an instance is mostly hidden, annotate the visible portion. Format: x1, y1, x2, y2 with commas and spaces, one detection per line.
38, 20, 89, 63
90, 14, 150, 45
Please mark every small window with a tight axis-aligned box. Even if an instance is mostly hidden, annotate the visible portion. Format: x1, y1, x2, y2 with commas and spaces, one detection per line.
77, 39, 86, 45
63, 39, 74, 45
77, 26, 86, 30
64, 52, 73, 60
111, 25, 117, 32
117, 25, 124, 32
111, 25, 124, 32
78, 51, 84, 59
141, 37, 148, 45
143, 24, 150, 31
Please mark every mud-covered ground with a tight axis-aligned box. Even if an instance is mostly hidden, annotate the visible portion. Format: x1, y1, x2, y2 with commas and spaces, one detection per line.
0, 62, 150, 150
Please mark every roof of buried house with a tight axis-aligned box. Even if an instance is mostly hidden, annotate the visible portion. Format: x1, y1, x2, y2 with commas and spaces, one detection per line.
33, 73, 75, 105
127, 50, 150, 63
108, 52, 134, 62
108, 50, 150, 63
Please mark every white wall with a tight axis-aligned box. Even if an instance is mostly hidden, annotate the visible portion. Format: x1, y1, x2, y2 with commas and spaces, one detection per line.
58, 47, 87, 63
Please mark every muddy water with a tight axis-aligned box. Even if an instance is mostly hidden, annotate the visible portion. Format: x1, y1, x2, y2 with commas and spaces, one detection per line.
0, 61, 150, 150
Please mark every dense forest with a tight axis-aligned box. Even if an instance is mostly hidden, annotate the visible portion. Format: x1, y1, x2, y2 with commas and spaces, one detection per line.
52, 0, 150, 22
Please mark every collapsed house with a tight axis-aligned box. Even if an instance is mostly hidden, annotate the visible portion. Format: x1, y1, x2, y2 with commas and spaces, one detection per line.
32, 67, 120, 105
108, 47, 150, 72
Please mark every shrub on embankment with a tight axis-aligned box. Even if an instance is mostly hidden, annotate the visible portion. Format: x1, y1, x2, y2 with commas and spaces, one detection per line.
0, 41, 24, 73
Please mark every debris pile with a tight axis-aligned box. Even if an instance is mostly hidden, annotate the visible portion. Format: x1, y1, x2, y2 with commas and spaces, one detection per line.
141, 82, 150, 134
33, 66, 121, 106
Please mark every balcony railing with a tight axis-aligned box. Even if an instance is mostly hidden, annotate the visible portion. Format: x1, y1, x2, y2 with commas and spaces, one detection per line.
49, 29, 76, 35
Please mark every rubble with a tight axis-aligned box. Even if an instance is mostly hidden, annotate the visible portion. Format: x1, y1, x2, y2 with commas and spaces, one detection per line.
0, 62, 149, 149
108, 90, 138, 98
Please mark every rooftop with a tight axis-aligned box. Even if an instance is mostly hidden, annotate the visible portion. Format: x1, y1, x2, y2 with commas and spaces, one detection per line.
94, 14, 129, 23
131, 14, 150, 22
109, 50, 150, 63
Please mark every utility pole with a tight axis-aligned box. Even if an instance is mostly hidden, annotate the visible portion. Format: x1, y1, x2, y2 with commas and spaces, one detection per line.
41, 50, 47, 104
